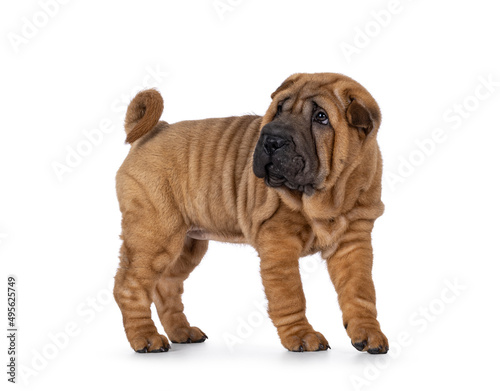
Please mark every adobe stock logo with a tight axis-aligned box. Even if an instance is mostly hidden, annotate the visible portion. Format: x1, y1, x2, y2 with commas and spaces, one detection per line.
19, 278, 115, 385
339, 0, 406, 64
212, 0, 244, 21
350, 278, 466, 391
7, 0, 71, 54
51, 64, 168, 182
384, 74, 500, 192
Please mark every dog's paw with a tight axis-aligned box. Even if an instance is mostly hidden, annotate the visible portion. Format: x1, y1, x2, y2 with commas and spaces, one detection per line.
348, 323, 388, 354
131, 332, 170, 353
169, 326, 208, 344
281, 329, 330, 352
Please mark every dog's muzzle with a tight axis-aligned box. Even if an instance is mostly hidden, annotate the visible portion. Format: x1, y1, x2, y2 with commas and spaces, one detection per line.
253, 123, 315, 195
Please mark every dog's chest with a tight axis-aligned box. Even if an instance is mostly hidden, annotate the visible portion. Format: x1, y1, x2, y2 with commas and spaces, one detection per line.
306, 216, 349, 258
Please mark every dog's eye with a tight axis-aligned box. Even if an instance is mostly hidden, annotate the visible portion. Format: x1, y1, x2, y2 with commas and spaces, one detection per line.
276, 103, 283, 115
314, 110, 329, 125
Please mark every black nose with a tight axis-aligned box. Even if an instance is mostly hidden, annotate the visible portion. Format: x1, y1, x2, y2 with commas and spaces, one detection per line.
263, 135, 287, 155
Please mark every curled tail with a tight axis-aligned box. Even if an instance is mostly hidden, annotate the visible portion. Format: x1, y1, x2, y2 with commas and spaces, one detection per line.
124, 89, 164, 144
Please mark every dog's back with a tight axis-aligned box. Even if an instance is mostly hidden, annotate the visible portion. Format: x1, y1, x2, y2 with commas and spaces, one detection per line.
117, 90, 263, 240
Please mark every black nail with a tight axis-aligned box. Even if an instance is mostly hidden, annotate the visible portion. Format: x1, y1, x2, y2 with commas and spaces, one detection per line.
368, 345, 388, 354
193, 336, 207, 343
353, 340, 367, 351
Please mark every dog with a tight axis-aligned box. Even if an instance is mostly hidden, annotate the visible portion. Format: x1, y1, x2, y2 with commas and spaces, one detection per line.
113, 73, 388, 354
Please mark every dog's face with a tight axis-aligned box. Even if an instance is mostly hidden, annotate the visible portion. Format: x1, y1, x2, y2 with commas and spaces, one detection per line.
253, 73, 381, 196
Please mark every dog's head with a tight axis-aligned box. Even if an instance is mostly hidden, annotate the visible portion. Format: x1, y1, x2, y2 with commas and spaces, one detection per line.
253, 73, 381, 196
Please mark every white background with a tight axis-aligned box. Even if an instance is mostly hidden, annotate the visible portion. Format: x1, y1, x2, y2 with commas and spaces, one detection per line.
1, 0, 499, 390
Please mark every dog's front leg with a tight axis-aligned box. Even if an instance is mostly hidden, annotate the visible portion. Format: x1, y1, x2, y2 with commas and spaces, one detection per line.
257, 230, 329, 352
326, 220, 388, 354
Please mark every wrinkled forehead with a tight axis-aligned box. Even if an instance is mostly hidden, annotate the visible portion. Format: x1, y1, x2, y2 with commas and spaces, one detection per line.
275, 74, 358, 119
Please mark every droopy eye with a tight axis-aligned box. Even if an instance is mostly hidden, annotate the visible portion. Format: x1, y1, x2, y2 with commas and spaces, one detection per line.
276, 103, 283, 115
314, 110, 329, 125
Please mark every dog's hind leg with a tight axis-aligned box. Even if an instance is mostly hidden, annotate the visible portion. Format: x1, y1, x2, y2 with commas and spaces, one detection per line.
113, 190, 188, 353
153, 237, 208, 344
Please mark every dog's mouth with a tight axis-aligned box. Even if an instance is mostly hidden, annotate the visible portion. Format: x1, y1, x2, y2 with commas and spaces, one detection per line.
264, 163, 315, 195
264, 164, 287, 187
253, 126, 318, 196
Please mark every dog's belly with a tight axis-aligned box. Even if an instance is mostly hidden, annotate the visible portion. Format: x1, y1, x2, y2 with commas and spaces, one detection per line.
186, 227, 247, 244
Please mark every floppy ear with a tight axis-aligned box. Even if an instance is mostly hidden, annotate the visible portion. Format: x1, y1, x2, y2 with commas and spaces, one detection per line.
346, 98, 379, 134
271, 79, 295, 99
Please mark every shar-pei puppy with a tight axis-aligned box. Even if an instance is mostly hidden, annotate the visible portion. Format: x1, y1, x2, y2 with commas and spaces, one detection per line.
113, 73, 388, 354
